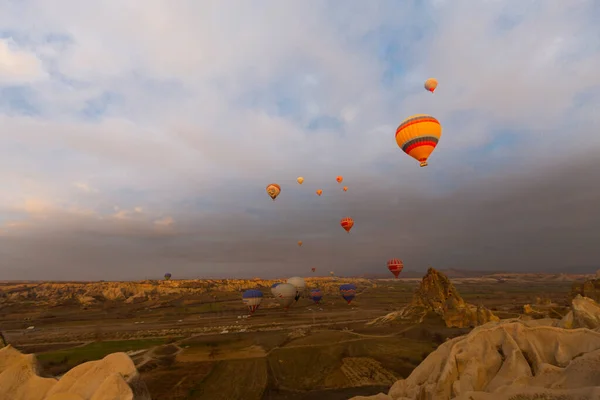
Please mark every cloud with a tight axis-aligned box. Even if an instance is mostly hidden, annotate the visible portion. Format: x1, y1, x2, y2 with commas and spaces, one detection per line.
73, 182, 97, 193
0, 38, 47, 85
0, 0, 598, 280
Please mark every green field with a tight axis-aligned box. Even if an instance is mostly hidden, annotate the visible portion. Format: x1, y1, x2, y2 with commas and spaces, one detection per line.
37, 338, 176, 375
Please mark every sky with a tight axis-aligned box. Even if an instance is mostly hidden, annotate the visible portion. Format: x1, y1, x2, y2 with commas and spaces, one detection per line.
0, 0, 599, 281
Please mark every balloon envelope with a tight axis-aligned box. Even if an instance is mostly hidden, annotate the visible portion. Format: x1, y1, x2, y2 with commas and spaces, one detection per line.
164, 273, 171, 281
340, 284, 357, 304
266, 183, 281, 200
298, 241, 303, 246
424, 78, 438, 93
336, 176, 343, 183
387, 259, 404, 278
395, 114, 442, 167
310, 289, 323, 304
270, 283, 281, 297
297, 177, 304, 184
242, 289, 263, 314
274, 283, 297, 309
340, 217, 354, 233
287, 276, 306, 301
316, 189, 323, 196
343, 186, 348, 192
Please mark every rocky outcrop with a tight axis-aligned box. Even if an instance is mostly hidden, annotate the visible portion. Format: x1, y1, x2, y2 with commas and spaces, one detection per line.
572, 276, 600, 302
559, 295, 600, 330
351, 319, 600, 400
0, 345, 150, 400
369, 268, 498, 328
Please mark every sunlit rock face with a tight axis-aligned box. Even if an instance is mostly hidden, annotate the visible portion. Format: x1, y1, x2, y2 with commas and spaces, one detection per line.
0, 345, 150, 400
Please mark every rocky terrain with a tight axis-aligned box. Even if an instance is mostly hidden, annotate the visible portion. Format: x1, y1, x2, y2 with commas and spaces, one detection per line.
352, 294, 600, 400
0, 278, 375, 308
368, 268, 499, 328
571, 272, 600, 303
0, 271, 595, 309
0, 344, 150, 400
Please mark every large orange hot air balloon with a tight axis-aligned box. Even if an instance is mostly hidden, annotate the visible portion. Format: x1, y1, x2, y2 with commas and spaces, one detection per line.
395, 114, 442, 167
336, 176, 343, 183
298, 241, 303, 247
340, 217, 354, 233
316, 189, 323, 196
297, 177, 304, 184
387, 259, 404, 278
343, 186, 348, 192
424, 78, 438, 93
266, 183, 281, 200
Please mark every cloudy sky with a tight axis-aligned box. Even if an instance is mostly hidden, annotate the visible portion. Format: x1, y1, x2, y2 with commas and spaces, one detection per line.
0, 0, 599, 281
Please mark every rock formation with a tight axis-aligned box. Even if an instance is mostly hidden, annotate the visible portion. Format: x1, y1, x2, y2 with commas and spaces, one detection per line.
351, 319, 600, 400
572, 275, 600, 302
0, 278, 375, 307
353, 296, 600, 400
0, 345, 150, 400
559, 294, 600, 330
369, 268, 498, 328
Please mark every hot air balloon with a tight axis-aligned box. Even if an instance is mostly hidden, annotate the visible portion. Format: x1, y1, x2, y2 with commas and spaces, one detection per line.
311, 267, 316, 273
387, 259, 404, 279
266, 183, 281, 200
340, 217, 354, 233
310, 289, 323, 304
298, 241, 303, 247
396, 114, 442, 168
424, 78, 438, 93
316, 189, 323, 196
242, 289, 263, 314
343, 186, 348, 192
340, 284, 356, 304
164, 273, 172, 281
329, 271, 335, 277
270, 283, 281, 297
274, 283, 297, 310
336, 176, 343, 183
287, 276, 306, 302
297, 176, 304, 184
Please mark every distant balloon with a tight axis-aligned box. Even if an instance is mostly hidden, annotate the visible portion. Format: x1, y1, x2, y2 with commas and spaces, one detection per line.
424, 78, 438, 93
387, 259, 404, 279
310, 289, 323, 304
287, 276, 306, 302
395, 114, 442, 167
164, 273, 172, 281
316, 189, 323, 196
242, 289, 263, 314
311, 267, 316, 273
329, 271, 335, 277
266, 183, 281, 200
340, 217, 354, 233
340, 284, 357, 304
298, 241, 303, 247
343, 186, 348, 192
297, 176, 304, 184
270, 283, 281, 297
336, 176, 343, 183
274, 283, 297, 310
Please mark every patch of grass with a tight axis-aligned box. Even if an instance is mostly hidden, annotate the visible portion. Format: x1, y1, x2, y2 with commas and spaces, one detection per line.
37, 338, 172, 375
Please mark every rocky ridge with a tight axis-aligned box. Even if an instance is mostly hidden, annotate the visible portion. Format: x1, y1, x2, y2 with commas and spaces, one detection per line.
0, 278, 374, 307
